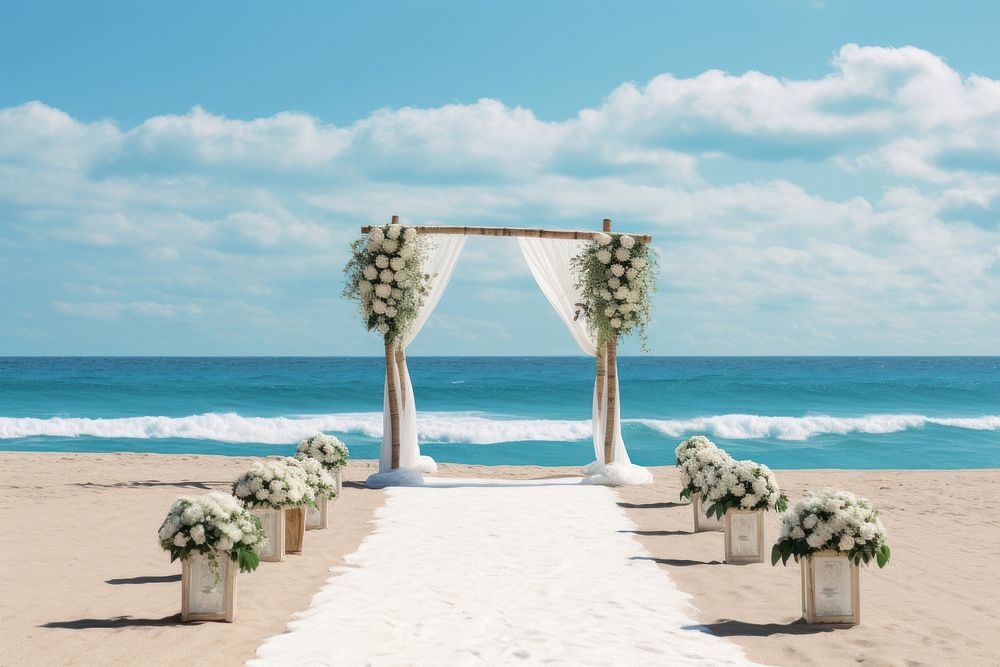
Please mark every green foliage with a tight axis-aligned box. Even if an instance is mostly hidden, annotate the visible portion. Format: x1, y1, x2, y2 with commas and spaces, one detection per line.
571, 233, 658, 349
342, 224, 432, 343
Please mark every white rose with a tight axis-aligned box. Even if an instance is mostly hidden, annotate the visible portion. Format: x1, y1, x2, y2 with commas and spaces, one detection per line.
594, 232, 611, 246
625, 267, 638, 281
363, 265, 378, 280
394, 270, 409, 286
610, 264, 625, 277
382, 239, 398, 253
173, 533, 188, 547
400, 245, 415, 260
604, 305, 616, 316
838, 535, 855, 551
368, 227, 385, 243
791, 526, 805, 539
390, 257, 405, 271
599, 289, 613, 300
803, 514, 819, 529
610, 317, 622, 328
385, 307, 397, 318
375, 283, 392, 298
806, 532, 826, 549
596, 250, 612, 265
372, 299, 387, 314
614, 286, 629, 300
377, 322, 389, 334
379, 269, 394, 284
387, 224, 402, 239
403, 227, 417, 241
608, 277, 621, 289
375, 255, 390, 269
614, 247, 630, 262
359, 280, 373, 293
626, 289, 640, 303
190, 524, 206, 545
217, 537, 233, 552
619, 234, 635, 249
632, 256, 647, 269
391, 288, 403, 299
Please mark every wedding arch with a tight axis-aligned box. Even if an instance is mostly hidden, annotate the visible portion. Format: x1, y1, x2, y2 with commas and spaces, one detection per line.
345, 216, 656, 488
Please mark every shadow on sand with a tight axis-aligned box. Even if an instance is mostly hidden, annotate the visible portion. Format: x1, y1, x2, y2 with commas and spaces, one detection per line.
76, 480, 228, 490
618, 529, 692, 536
617, 501, 685, 509
42, 614, 185, 629
629, 555, 723, 567
105, 574, 181, 585
691, 618, 838, 637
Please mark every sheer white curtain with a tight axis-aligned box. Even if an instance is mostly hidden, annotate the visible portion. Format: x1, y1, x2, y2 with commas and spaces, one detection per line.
368, 235, 466, 488
516, 237, 651, 486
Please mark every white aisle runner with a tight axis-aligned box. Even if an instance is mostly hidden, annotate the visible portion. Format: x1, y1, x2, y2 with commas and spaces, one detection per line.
251, 478, 752, 666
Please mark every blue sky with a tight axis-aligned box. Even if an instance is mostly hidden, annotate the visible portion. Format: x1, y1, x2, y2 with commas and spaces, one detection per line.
2, 1, 999, 355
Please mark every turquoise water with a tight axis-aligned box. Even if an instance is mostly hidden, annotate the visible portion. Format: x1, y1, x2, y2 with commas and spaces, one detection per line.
1, 357, 998, 469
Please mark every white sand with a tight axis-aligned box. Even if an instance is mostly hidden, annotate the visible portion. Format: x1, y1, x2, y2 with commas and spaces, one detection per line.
251, 477, 752, 666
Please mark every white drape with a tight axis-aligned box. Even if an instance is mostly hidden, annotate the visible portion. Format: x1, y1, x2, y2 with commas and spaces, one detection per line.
367, 235, 466, 489
516, 237, 651, 486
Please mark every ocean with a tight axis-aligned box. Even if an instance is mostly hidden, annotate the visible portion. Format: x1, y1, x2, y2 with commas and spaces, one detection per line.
1, 356, 998, 469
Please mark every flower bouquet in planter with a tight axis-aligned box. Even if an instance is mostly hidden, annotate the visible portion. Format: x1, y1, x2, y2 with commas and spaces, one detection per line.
157, 492, 266, 622
772, 490, 890, 625
702, 459, 788, 564
296, 433, 349, 495
232, 459, 314, 562
293, 453, 338, 531
676, 437, 733, 532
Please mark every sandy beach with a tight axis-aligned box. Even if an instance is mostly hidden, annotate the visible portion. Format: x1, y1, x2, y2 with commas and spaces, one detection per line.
2, 453, 998, 666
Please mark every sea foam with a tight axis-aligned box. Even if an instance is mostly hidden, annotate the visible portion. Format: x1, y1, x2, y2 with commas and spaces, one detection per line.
0, 412, 591, 445
1, 411, 998, 444
636, 413, 1000, 441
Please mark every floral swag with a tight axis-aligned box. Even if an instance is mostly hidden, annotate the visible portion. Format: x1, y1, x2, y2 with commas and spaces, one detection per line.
570, 232, 658, 350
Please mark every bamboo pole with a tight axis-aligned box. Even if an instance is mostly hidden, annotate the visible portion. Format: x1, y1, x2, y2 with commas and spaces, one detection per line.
385, 215, 402, 470
360, 224, 652, 243
603, 338, 618, 465
602, 218, 618, 465
395, 345, 408, 411
385, 340, 401, 469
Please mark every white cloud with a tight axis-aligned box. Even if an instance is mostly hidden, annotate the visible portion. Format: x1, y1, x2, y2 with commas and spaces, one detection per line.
53, 300, 202, 320
2, 43, 1000, 353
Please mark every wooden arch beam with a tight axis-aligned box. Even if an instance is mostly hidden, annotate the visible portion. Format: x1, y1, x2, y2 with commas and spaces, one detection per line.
359, 224, 652, 243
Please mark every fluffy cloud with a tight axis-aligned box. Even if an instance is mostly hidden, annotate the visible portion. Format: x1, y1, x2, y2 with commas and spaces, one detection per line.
1, 43, 999, 354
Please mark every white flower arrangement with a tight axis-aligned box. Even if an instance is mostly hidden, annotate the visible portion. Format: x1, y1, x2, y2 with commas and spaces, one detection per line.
701, 459, 789, 519
772, 490, 891, 568
296, 433, 349, 470
571, 232, 658, 348
158, 491, 266, 577
291, 455, 337, 498
343, 221, 432, 342
677, 440, 734, 501
232, 459, 315, 510
675, 435, 716, 466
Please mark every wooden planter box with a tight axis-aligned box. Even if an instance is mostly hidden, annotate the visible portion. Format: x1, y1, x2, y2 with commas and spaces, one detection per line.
284, 505, 307, 554
252, 507, 285, 562
801, 550, 861, 625
692, 492, 723, 533
181, 552, 236, 622
723, 509, 765, 564
306, 494, 329, 531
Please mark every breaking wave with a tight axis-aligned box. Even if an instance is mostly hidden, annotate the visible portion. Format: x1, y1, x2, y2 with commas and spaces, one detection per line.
636, 413, 1000, 441
1, 412, 998, 444
0, 412, 592, 445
